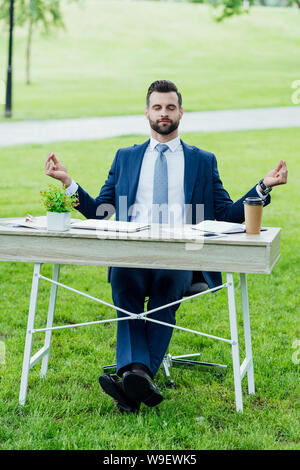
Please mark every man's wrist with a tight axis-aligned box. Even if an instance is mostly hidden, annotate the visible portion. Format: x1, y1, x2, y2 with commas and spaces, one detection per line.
61, 176, 72, 188
258, 178, 272, 196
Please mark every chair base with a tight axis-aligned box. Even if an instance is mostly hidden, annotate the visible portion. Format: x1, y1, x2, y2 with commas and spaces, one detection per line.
102, 353, 227, 385
162, 352, 226, 380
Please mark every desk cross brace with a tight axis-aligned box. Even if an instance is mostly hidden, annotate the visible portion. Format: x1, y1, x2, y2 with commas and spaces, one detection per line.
19, 263, 255, 412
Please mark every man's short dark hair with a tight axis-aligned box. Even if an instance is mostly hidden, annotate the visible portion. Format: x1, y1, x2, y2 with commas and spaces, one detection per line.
146, 80, 182, 108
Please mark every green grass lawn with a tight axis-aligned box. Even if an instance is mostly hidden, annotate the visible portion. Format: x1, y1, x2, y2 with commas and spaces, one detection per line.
0, 127, 299, 450
0, 1, 299, 121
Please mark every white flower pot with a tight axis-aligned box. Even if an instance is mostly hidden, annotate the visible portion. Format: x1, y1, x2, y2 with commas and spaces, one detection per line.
47, 212, 71, 232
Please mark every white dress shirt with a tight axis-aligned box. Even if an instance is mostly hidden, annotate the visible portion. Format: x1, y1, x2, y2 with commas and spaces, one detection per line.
65, 136, 267, 222
130, 136, 185, 226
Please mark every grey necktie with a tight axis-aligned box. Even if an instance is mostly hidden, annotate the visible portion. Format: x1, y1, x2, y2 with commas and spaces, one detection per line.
152, 143, 169, 224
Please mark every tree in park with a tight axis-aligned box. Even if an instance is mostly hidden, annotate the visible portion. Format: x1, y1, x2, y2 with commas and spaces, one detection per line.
190, 0, 300, 20
288, 0, 300, 9
211, 0, 254, 21
0, 0, 79, 85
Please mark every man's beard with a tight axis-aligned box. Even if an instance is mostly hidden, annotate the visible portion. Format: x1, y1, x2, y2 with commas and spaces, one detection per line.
149, 118, 180, 135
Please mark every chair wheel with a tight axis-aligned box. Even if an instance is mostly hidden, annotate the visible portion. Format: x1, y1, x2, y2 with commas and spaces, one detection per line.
165, 380, 176, 389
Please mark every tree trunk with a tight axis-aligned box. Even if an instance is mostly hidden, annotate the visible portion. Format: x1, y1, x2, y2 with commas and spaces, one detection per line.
295, 0, 300, 9
26, 19, 33, 85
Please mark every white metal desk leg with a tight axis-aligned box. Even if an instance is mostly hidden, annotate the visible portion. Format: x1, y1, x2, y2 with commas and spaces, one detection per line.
240, 273, 255, 394
227, 273, 243, 412
19, 263, 41, 406
40, 264, 60, 378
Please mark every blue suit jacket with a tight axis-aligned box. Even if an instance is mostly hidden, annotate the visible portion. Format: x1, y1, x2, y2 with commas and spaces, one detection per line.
75, 139, 270, 288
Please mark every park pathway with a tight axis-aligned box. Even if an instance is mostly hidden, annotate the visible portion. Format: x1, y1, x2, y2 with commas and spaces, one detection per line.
0, 106, 300, 147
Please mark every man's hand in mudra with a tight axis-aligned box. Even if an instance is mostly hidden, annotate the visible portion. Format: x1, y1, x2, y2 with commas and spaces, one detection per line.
45, 152, 72, 188
262, 160, 288, 188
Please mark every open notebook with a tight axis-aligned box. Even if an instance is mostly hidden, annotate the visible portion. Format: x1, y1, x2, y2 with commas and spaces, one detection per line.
192, 220, 267, 234
0, 216, 47, 230
0, 217, 149, 233
71, 219, 150, 233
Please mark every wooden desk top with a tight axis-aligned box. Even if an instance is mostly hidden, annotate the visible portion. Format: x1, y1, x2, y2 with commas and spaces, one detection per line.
0, 218, 281, 274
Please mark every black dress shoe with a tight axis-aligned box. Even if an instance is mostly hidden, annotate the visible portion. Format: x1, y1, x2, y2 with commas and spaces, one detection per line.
99, 374, 140, 413
122, 370, 163, 407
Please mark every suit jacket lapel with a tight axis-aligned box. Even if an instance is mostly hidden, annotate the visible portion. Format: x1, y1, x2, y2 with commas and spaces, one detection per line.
127, 139, 150, 213
125, 139, 199, 219
181, 140, 199, 205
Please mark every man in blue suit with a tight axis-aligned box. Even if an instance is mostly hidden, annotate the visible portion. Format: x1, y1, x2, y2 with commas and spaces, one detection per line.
45, 80, 287, 413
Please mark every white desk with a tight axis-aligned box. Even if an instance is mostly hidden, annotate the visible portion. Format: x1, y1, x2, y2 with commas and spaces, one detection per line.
0, 219, 281, 411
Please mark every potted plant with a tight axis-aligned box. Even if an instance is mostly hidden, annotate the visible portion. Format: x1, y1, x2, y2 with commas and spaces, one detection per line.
40, 184, 79, 231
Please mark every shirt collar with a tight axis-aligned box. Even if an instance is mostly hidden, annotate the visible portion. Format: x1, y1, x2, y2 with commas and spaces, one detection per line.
149, 135, 181, 152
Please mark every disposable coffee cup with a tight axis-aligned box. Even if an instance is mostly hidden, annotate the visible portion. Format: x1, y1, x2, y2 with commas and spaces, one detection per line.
243, 197, 264, 234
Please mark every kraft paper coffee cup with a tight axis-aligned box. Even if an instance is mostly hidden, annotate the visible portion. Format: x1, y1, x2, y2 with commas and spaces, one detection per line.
243, 197, 264, 234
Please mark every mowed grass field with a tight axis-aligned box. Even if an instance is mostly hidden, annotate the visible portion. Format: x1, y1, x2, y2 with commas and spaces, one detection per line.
0, 1, 300, 120
0, 127, 299, 450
